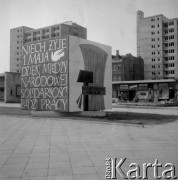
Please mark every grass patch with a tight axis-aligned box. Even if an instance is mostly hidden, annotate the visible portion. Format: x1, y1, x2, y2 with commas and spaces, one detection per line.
52, 111, 178, 125
106, 111, 178, 125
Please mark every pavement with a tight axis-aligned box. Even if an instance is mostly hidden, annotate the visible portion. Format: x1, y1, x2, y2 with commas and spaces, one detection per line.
0, 102, 20, 107
0, 115, 178, 180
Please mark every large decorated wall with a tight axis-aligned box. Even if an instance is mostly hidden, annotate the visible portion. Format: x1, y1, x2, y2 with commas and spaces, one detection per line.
21, 35, 112, 112
21, 36, 69, 111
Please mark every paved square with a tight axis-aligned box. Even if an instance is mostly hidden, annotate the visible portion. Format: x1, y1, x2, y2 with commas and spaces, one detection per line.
0, 115, 178, 179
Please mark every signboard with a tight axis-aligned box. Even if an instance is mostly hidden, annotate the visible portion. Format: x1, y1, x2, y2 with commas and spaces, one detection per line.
120, 85, 128, 90
138, 84, 148, 90
154, 84, 158, 90
129, 85, 137, 90
82, 86, 106, 95
21, 37, 69, 111
159, 83, 168, 89
176, 83, 178, 90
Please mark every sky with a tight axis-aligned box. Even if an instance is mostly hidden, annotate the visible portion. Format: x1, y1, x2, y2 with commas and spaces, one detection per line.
0, 0, 178, 73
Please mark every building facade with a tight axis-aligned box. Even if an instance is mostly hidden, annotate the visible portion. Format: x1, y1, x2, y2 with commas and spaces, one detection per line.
112, 79, 178, 103
10, 26, 34, 72
10, 21, 87, 72
0, 72, 21, 103
137, 10, 178, 80
0, 73, 5, 101
112, 50, 144, 81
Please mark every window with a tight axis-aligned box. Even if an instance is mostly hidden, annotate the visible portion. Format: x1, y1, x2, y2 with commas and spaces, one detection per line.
17, 46, 19, 49
164, 57, 168, 61
158, 38, 159, 41
169, 70, 175, 74
169, 42, 174, 46
151, 32, 155, 35
168, 56, 174, 61
158, 24, 159, 27
157, 31, 159, 34
164, 36, 168, 41
158, 58, 160, 61
168, 63, 173, 67
158, 51, 160, 54
151, 38, 155, 41
169, 35, 174, 39
169, 28, 174, 33
17, 41, 19, 44
158, 45, 160, 48
17, 58, 19, 61
168, 49, 174, 53
17, 64, 19, 67
157, 18, 159, 21
163, 23, 168, 28
164, 50, 168, 54
151, 25, 155, 28
164, 30, 168, 34
17, 52, 19, 55
169, 21, 174, 26
17, 35, 19, 38
151, 18, 155, 22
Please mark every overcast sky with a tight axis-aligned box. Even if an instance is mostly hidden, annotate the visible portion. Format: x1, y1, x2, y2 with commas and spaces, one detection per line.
0, 0, 178, 73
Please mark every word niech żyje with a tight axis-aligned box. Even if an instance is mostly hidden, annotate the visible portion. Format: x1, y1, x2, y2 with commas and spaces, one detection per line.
21, 38, 69, 111
105, 158, 177, 179
22, 38, 67, 64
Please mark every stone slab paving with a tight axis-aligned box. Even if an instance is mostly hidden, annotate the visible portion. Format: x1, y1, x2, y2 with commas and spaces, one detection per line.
0, 115, 178, 180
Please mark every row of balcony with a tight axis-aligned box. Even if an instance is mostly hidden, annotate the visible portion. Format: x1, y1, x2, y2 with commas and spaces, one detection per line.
25, 28, 60, 38
24, 33, 60, 43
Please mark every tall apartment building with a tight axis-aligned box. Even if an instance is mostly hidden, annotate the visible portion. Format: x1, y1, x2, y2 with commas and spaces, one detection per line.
10, 21, 87, 72
10, 26, 34, 72
137, 10, 178, 80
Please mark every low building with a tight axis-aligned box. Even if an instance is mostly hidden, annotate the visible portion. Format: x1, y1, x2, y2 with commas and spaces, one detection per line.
112, 50, 144, 81
112, 79, 178, 102
0, 73, 5, 101
0, 72, 21, 103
